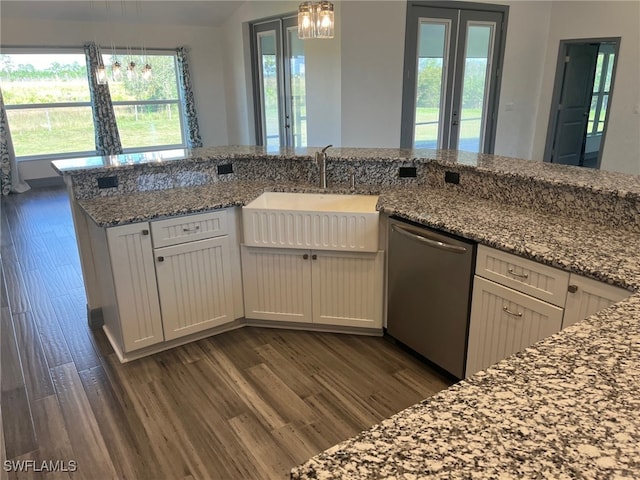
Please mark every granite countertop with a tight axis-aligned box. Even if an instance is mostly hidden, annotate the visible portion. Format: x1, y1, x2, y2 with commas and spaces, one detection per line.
72, 161, 640, 478
54, 146, 640, 198
292, 186, 640, 479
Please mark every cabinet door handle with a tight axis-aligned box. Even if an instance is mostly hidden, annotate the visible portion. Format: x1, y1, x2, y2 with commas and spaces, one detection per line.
503, 306, 522, 317
303, 254, 309, 260
142, 229, 149, 235
508, 268, 529, 279
312, 254, 317, 260
568, 284, 578, 293
157, 256, 164, 262
182, 226, 200, 233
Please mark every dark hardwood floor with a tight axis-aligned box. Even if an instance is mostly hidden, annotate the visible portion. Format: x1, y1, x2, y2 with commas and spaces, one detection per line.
0, 185, 454, 479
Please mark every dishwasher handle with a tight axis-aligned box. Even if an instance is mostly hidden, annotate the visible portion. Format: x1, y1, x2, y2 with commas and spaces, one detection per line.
391, 224, 468, 254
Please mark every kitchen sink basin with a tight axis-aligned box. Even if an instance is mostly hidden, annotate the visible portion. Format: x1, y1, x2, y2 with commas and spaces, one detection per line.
242, 192, 380, 252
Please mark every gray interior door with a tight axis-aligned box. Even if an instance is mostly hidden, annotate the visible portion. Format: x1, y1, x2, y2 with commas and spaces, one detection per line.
551, 43, 598, 166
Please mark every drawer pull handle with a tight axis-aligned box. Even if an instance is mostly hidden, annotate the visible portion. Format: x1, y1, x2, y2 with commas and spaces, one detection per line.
503, 306, 523, 317
182, 226, 200, 233
312, 254, 317, 260
568, 284, 578, 293
508, 268, 528, 279
142, 229, 149, 235
303, 254, 309, 260
157, 256, 164, 262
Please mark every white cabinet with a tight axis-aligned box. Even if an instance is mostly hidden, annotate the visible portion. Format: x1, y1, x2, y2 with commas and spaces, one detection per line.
312, 250, 384, 328
155, 236, 235, 340
106, 223, 164, 352
475, 245, 569, 307
241, 246, 383, 329
563, 274, 630, 329
97, 209, 241, 359
240, 247, 313, 323
466, 276, 564, 376
466, 245, 631, 377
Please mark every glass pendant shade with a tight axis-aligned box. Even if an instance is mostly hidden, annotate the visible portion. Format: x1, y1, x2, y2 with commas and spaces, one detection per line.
316, 1, 334, 39
112, 61, 123, 82
127, 61, 136, 80
298, 2, 316, 39
95, 65, 108, 85
142, 63, 152, 80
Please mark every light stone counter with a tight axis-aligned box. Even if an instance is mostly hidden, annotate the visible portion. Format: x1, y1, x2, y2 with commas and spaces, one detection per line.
53, 148, 640, 479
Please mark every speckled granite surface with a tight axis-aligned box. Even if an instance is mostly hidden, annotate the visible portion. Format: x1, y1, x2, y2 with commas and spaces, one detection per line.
291, 186, 640, 479
56, 148, 640, 478
54, 147, 640, 232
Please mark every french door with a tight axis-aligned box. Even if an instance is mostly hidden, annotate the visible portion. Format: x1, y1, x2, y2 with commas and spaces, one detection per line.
251, 16, 307, 148
401, 3, 507, 153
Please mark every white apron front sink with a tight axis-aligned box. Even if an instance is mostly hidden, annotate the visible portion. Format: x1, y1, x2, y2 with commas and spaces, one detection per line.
242, 192, 379, 252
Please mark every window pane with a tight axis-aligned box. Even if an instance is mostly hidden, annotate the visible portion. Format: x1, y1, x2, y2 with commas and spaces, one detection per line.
258, 32, 280, 149
0, 53, 90, 104
587, 96, 597, 135
6, 107, 95, 157
102, 53, 178, 101
458, 24, 494, 153
597, 95, 608, 133
593, 53, 604, 93
287, 27, 307, 148
113, 103, 183, 149
414, 21, 448, 149
604, 54, 614, 91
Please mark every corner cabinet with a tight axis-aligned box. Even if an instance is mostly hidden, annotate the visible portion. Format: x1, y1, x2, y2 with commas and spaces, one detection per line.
92, 208, 243, 361
562, 274, 629, 329
466, 245, 631, 377
241, 246, 384, 330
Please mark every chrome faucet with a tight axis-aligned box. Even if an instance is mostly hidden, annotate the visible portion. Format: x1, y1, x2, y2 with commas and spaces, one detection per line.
315, 144, 332, 189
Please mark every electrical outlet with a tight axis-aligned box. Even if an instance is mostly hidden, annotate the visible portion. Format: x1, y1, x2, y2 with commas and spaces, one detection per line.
445, 171, 460, 184
97, 176, 118, 189
217, 164, 233, 175
398, 167, 417, 178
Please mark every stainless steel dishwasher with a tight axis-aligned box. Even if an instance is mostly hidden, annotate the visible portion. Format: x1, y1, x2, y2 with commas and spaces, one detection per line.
387, 217, 475, 379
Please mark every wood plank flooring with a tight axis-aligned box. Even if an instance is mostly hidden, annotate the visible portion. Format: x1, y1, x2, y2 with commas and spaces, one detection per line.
0, 186, 454, 479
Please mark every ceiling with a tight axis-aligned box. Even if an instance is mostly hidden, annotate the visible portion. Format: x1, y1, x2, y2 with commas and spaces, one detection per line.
0, 1, 246, 27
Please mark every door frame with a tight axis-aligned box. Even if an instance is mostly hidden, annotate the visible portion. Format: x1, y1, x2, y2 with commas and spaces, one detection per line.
249, 14, 301, 148
543, 37, 621, 168
400, 0, 509, 152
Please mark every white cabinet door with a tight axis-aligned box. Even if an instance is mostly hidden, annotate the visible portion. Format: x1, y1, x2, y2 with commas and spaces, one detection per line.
312, 251, 384, 328
562, 274, 630, 329
241, 246, 313, 323
106, 223, 164, 352
155, 236, 234, 340
466, 276, 564, 377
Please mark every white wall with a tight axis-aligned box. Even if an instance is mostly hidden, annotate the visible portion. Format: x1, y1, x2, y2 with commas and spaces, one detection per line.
220, 0, 341, 146
0, 15, 227, 180
531, 1, 640, 174
339, 1, 406, 147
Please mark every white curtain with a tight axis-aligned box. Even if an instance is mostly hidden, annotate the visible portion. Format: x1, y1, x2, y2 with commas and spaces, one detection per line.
0, 88, 30, 195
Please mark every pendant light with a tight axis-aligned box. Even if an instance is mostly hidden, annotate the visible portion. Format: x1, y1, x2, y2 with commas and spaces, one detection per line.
298, 1, 334, 39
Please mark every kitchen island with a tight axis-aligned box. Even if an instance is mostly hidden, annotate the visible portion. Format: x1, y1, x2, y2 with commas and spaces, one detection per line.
53, 146, 640, 479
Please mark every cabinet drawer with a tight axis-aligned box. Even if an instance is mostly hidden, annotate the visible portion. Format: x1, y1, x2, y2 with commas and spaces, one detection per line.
466, 276, 564, 377
151, 210, 228, 248
476, 245, 569, 307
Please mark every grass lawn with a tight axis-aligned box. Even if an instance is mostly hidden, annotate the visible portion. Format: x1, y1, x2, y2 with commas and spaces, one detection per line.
8, 105, 182, 157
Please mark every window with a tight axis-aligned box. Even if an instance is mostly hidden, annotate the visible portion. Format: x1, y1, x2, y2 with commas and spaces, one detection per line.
587, 47, 615, 136
101, 51, 185, 152
0, 51, 96, 159
251, 16, 307, 148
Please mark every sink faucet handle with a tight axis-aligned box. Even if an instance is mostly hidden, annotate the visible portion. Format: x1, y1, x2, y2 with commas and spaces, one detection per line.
321, 144, 333, 154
